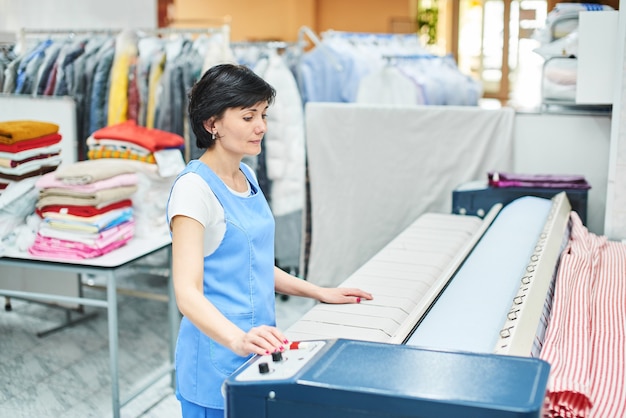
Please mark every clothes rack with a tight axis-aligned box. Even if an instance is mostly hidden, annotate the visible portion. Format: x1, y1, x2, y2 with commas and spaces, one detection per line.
5, 25, 232, 159
136, 25, 231, 52
382, 53, 438, 60
231, 40, 301, 51
17, 28, 119, 48
18, 25, 231, 47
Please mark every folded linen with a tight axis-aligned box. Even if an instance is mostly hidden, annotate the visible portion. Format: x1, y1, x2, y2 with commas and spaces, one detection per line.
53, 158, 138, 185
29, 229, 133, 259
488, 171, 591, 190
0, 155, 62, 176
0, 151, 61, 168
41, 207, 133, 234
0, 144, 62, 161
36, 171, 138, 192
36, 185, 138, 208
0, 120, 59, 143
37, 218, 135, 246
0, 133, 62, 153
91, 120, 184, 153
36, 199, 133, 218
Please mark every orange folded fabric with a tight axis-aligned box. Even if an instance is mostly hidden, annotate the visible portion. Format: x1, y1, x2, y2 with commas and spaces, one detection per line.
92, 120, 184, 153
0, 120, 60, 143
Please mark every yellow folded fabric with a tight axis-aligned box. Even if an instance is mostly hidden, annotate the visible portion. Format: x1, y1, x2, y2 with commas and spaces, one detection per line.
88, 148, 156, 164
0, 120, 60, 144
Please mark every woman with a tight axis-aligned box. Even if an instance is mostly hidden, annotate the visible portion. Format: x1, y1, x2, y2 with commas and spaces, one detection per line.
166, 63, 373, 417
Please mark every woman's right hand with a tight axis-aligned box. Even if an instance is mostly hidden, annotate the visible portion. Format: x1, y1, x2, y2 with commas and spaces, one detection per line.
231, 325, 289, 357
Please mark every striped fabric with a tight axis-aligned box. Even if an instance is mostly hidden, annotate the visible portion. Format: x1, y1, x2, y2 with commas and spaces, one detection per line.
540, 212, 626, 418
87, 148, 156, 164
531, 276, 555, 358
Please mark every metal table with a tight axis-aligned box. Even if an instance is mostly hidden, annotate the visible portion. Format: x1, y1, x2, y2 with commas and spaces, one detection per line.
0, 235, 178, 418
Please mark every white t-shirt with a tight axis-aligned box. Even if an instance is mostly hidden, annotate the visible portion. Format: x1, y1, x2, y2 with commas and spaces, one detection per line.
167, 170, 252, 257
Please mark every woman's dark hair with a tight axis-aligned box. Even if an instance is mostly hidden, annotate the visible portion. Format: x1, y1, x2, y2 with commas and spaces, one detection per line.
188, 63, 276, 149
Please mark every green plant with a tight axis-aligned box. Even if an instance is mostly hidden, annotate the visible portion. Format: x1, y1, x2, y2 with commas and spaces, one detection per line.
416, 5, 439, 45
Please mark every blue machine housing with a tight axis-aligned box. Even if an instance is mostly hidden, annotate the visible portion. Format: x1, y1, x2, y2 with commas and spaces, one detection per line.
224, 339, 550, 418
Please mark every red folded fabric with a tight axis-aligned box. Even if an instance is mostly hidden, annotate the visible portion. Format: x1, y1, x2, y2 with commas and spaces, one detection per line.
36, 199, 133, 218
92, 120, 184, 152
0, 133, 62, 153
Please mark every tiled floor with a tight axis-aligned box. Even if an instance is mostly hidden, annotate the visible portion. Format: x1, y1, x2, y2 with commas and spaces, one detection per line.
0, 268, 314, 418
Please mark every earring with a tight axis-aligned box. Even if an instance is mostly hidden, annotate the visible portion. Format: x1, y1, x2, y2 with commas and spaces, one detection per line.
211, 132, 216, 140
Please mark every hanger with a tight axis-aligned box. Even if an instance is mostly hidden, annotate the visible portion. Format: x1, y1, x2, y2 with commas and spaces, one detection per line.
297, 26, 343, 72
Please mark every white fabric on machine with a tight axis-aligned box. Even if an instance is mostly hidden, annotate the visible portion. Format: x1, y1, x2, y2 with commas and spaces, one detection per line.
304, 103, 515, 287
406, 196, 552, 353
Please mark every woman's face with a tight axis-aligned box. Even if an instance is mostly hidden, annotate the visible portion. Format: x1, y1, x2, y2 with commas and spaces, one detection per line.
211, 101, 269, 157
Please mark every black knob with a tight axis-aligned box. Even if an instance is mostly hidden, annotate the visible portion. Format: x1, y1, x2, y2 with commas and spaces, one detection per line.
258, 362, 270, 374
272, 351, 283, 362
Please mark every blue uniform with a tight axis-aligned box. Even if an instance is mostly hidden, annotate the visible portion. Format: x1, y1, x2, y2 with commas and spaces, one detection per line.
167, 160, 276, 411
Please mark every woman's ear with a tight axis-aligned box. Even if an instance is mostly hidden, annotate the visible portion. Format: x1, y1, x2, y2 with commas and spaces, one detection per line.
202, 119, 214, 133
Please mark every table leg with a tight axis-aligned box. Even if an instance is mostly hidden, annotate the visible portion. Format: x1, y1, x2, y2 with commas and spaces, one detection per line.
167, 246, 179, 389
106, 270, 121, 418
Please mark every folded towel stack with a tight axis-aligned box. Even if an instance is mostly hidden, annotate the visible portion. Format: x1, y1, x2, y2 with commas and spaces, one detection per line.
86, 120, 184, 164
29, 159, 139, 259
0, 120, 63, 191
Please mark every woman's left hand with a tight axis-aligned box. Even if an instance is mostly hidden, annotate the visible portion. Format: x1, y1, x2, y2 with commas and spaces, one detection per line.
318, 287, 373, 304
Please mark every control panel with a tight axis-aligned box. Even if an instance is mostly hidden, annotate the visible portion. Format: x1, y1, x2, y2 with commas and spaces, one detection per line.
235, 340, 326, 382
225, 339, 552, 418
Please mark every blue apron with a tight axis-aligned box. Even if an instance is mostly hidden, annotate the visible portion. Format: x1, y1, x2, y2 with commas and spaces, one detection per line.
168, 160, 276, 409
